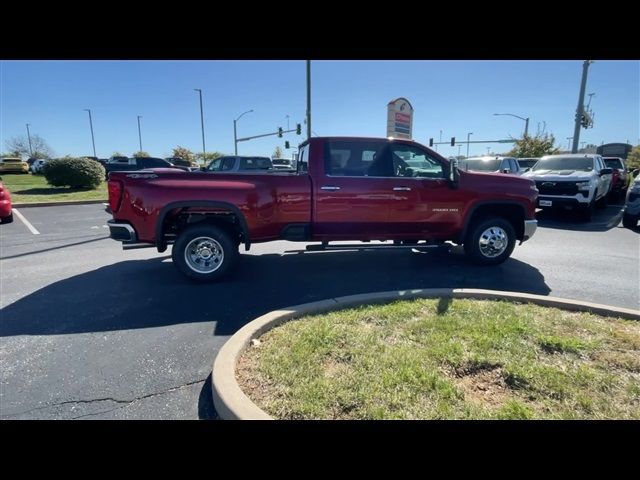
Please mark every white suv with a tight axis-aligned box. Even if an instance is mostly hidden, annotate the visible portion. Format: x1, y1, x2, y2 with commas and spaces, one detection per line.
523, 154, 613, 220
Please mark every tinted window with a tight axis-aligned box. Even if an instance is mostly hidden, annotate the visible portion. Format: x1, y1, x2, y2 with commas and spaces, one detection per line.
532, 157, 594, 171
221, 158, 236, 171
208, 158, 223, 171
297, 144, 309, 173
325, 140, 389, 177
140, 158, 170, 168
239, 157, 271, 170
605, 158, 623, 169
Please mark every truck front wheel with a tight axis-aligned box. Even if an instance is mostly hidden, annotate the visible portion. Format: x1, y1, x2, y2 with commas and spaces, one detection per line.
172, 224, 239, 282
464, 217, 516, 266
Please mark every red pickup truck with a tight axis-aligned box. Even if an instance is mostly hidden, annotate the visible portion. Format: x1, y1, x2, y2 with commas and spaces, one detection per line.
107, 137, 538, 281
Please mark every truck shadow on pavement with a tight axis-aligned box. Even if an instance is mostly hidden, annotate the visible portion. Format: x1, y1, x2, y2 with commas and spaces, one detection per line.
0, 248, 550, 339
536, 205, 624, 232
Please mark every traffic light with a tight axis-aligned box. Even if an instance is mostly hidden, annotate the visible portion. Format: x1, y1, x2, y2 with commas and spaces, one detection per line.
451, 137, 455, 146
285, 141, 290, 149
429, 138, 433, 147
278, 127, 283, 138
296, 123, 301, 135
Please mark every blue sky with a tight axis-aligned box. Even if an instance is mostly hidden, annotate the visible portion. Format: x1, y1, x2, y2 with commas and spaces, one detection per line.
1, 60, 638, 159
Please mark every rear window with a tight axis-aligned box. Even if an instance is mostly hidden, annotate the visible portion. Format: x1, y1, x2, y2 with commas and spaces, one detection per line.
272, 159, 291, 166
239, 157, 272, 170
460, 158, 502, 172
604, 158, 623, 169
325, 140, 386, 176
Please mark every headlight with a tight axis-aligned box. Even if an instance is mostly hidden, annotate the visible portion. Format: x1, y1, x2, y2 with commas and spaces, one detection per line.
576, 181, 591, 191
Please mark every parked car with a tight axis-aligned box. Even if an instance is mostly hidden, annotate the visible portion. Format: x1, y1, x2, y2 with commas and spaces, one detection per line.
622, 174, 640, 229
30, 158, 49, 173
522, 154, 613, 220
271, 158, 295, 171
107, 136, 538, 282
205, 156, 274, 172
0, 157, 29, 174
603, 157, 628, 200
516, 158, 539, 171
104, 156, 185, 179
0, 181, 13, 223
459, 156, 523, 175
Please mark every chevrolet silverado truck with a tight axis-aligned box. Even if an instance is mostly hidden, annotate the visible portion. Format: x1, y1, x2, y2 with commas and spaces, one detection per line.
107, 137, 538, 282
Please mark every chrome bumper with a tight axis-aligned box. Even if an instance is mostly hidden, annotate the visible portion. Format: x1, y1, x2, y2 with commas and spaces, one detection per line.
522, 219, 537, 242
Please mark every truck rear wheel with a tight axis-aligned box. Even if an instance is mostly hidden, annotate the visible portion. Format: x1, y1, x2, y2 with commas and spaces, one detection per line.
464, 217, 516, 266
172, 224, 239, 282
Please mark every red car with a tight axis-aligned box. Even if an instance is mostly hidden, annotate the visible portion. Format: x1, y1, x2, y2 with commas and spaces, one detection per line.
0, 181, 13, 223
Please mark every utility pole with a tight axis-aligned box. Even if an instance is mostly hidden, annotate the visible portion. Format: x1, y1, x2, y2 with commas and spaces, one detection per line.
466, 132, 473, 158
84, 109, 97, 158
137, 115, 143, 152
194, 89, 206, 161
306, 60, 311, 140
572, 60, 593, 153
25, 123, 33, 157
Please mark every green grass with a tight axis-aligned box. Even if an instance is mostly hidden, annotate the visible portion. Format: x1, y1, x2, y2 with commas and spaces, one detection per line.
0, 172, 107, 204
237, 298, 640, 419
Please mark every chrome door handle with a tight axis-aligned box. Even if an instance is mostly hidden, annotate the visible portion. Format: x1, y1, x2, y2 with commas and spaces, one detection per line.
393, 186, 412, 191
321, 186, 341, 191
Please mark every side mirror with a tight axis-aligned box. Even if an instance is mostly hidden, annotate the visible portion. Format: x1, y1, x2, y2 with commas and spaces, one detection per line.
449, 158, 459, 188
600, 168, 613, 175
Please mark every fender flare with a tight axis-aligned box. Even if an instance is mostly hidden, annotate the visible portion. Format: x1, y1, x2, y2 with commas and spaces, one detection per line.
457, 200, 527, 243
156, 200, 250, 252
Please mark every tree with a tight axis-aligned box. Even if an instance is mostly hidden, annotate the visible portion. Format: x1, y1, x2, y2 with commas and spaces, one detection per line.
626, 145, 640, 171
132, 151, 150, 157
5, 134, 53, 159
507, 133, 559, 158
273, 146, 283, 158
172, 146, 195, 164
194, 151, 224, 165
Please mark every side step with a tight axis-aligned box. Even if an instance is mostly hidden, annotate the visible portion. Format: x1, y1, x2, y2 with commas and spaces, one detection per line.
122, 239, 175, 250
305, 243, 443, 252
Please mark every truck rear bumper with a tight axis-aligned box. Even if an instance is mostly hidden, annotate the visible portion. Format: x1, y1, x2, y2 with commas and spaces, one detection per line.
523, 219, 537, 242
108, 220, 137, 242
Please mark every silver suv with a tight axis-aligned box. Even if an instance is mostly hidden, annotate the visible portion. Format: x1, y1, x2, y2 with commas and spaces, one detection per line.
522, 154, 613, 220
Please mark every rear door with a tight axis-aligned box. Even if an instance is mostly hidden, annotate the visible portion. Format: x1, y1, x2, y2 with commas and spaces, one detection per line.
313, 139, 396, 237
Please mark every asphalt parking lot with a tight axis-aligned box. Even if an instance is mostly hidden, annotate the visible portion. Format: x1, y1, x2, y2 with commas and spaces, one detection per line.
1, 203, 638, 419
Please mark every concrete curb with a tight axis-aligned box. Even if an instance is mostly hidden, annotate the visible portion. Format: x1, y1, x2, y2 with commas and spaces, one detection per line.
211, 288, 640, 420
12, 200, 107, 208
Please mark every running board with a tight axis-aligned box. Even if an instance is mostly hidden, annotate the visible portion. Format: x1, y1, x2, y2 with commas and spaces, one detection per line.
122, 240, 174, 251
305, 243, 442, 252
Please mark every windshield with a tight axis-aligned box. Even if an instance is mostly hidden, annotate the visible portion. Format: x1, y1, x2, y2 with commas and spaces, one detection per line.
532, 157, 594, 172
604, 158, 623, 169
517, 159, 538, 168
460, 158, 502, 172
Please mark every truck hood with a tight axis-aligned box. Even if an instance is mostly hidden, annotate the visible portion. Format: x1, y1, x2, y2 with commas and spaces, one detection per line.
522, 169, 594, 181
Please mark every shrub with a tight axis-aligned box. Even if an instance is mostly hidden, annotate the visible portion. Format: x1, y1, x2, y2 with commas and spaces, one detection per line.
43, 157, 104, 188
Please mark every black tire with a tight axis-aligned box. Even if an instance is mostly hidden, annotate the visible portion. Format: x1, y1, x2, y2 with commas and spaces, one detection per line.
579, 201, 594, 221
622, 212, 638, 230
464, 217, 516, 266
1, 212, 13, 224
171, 224, 239, 282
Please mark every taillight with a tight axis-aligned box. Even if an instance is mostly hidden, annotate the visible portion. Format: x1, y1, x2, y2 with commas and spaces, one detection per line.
108, 180, 123, 212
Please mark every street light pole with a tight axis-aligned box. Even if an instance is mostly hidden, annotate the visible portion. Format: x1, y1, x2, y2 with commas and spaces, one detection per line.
466, 132, 473, 158
437, 129, 442, 152
306, 60, 311, 140
234, 109, 254, 155
84, 109, 97, 158
25, 123, 33, 157
572, 60, 593, 154
194, 89, 206, 161
137, 115, 143, 152
493, 113, 530, 138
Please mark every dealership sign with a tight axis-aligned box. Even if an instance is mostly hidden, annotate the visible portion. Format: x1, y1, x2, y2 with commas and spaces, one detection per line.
387, 97, 414, 139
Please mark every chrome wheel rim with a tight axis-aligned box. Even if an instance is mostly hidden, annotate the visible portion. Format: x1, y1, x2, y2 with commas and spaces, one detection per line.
184, 236, 224, 273
478, 227, 508, 258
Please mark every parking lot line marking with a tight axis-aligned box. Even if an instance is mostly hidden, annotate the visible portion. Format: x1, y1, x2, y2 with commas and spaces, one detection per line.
12, 208, 41, 235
